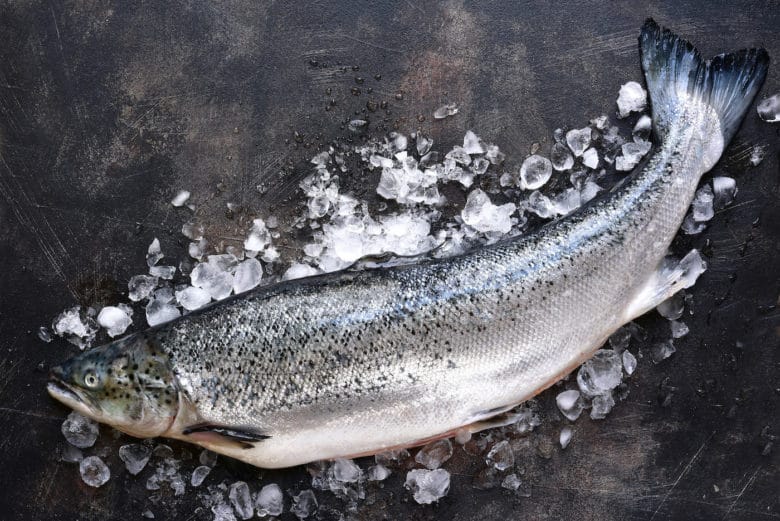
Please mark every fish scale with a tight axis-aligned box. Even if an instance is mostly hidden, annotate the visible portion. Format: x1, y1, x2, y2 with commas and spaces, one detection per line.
47, 20, 769, 468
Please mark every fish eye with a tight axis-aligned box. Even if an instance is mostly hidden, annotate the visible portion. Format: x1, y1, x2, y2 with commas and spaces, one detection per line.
83, 371, 100, 389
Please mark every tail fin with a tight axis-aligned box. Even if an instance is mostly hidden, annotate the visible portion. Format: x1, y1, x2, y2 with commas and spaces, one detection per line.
639, 19, 769, 144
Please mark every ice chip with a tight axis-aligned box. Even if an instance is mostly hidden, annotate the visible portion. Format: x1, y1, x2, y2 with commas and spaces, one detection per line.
290, 489, 317, 519
175, 286, 211, 311
405, 469, 451, 504
682, 213, 706, 235
590, 392, 616, 420
182, 221, 204, 241
244, 218, 271, 252
415, 439, 453, 470
622, 350, 637, 375
576, 350, 623, 397
146, 238, 163, 267
615, 140, 652, 171
190, 465, 211, 487
712, 176, 737, 209
416, 134, 433, 156
149, 265, 176, 279
651, 340, 677, 363
633, 115, 653, 141
97, 306, 132, 337
233, 258, 263, 294
61, 412, 99, 448
80, 456, 110, 487
332, 458, 361, 482
145, 297, 181, 327
556, 389, 584, 421
461, 189, 516, 234
691, 185, 714, 222
757, 93, 780, 122
486, 440, 514, 471
519, 155, 553, 190
471, 156, 490, 175
551, 142, 574, 171
433, 103, 458, 119
582, 148, 599, 169
37, 326, 52, 343
367, 464, 391, 481
749, 145, 766, 166
501, 473, 522, 491
485, 144, 505, 165
657, 293, 684, 320
670, 320, 689, 338
255, 483, 284, 517
128, 275, 159, 302
52, 306, 98, 348
526, 190, 556, 219
191, 262, 233, 300
560, 426, 573, 449
283, 263, 319, 280
616, 81, 647, 118
463, 130, 486, 154
171, 190, 191, 207
565, 127, 592, 157
229, 481, 254, 520
119, 443, 151, 475
211, 502, 237, 521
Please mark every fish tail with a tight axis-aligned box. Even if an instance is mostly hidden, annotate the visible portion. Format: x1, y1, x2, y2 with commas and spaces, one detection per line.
639, 18, 769, 145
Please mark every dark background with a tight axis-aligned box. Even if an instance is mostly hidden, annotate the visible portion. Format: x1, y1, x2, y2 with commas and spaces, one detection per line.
1, 1, 778, 520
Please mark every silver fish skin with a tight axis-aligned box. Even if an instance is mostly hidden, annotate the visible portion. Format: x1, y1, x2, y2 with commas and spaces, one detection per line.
48, 20, 769, 468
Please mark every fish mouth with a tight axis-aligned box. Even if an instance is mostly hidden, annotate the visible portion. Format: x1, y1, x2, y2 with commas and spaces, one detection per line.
47, 378, 84, 408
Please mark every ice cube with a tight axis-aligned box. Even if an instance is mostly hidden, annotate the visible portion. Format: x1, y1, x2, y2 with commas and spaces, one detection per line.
616, 81, 648, 118
416, 134, 434, 156
405, 469, 451, 504
332, 458, 361, 482
283, 263, 319, 280
559, 426, 573, 449
657, 293, 684, 320
433, 103, 458, 119
171, 190, 191, 207
622, 350, 637, 375
233, 258, 263, 294
712, 176, 737, 209
80, 456, 110, 487
501, 473, 521, 491
555, 390, 584, 421
552, 188, 581, 216
682, 213, 706, 235
244, 218, 271, 252
485, 144, 505, 165
551, 142, 574, 171
146, 238, 163, 267
590, 392, 616, 420
463, 130, 486, 154
472, 157, 490, 175
519, 155, 553, 190
229, 481, 254, 520
633, 115, 652, 141
576, 350, 623, 397
188, 239, 208, 260
526, 191, 556, 219
391, 132, 408, 152
145, 297, 181, 327
290, 490, 317, 519
182, 221, 204, 241
485, 440, 514, 471
211, 501, 237, 521
119, 443, 151, 475
190, 465, 211, 487
142, 510, 154, 519
609, 326, 631, 351
670, 320, 689, 338
375, 449, 411, 466
175, 286, 212, 311
52, 306, 98, 348
149, 265, 176, 279
191, 262, 233, 300
565, 128, 592, 157
254, 483, 283, 517
615, 140, 652, 171
582, 148, 599, 169
651, 340, 676, 363
61, 411, 99, 449
691, 185, 714, 222
415, 439, 453, 470
757, 93, 780, 122
367, 464, 391, 481
461, 189, 516, 234
749, 145, 766, 166
60, 443, 83, 463
128, 275, 159, 302
97, 306, 132, 337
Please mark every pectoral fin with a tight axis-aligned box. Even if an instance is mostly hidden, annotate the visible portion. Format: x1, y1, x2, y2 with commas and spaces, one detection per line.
623, 249, 707, 321
182, 424, 270, 450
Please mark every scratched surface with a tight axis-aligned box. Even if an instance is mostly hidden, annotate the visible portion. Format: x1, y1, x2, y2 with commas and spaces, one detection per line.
0, 1, 778, 520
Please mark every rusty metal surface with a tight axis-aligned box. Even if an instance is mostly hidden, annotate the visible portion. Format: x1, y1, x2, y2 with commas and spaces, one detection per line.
0, 1, 778, 520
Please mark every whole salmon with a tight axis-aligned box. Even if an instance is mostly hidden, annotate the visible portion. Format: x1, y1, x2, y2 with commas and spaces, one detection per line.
48, 20, 769, 468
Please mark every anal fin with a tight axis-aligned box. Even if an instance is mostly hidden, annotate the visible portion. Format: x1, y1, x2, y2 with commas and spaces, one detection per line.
624, 249, 707, 321
182, 424, 270, 450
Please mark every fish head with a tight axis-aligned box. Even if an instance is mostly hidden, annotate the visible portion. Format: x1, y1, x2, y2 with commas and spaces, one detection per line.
47, 333, 179, 438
